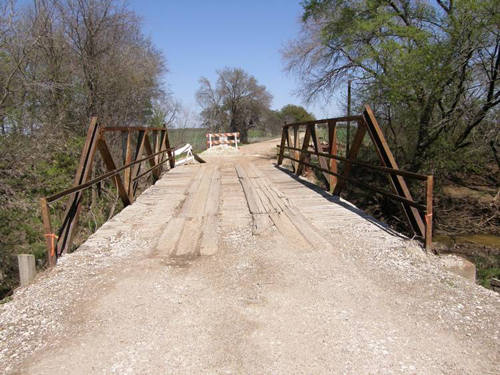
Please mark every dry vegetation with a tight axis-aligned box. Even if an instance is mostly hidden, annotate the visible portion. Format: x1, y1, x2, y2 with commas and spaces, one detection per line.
0, 0, 170, 298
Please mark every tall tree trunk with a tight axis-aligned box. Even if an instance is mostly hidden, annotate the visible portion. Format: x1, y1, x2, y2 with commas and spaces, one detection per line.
229, 117, 237, 133
240, 127, 248, 144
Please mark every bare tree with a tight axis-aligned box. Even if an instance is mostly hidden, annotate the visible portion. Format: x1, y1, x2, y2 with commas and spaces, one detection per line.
196, 67, 272, 143
196, 76, 226, 132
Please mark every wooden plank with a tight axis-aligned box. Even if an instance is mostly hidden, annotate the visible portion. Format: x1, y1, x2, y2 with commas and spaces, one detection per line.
252, 214, 274, 235
269, 212, 313, 250
200, 169, 220, 255
156, 217, 185, 256
96, 137, 131, 206
179, 167, 208, 216
175, 217, 203, 257
200, 216, 218, 255
363, 105, 425, 237
204, 168, 220, 216
236, 165, 265, 214
283, 207, 331, 250
255, 178, 285, 213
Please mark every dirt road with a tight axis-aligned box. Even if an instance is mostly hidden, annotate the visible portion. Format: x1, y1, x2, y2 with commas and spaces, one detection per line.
1, 139, 498, 374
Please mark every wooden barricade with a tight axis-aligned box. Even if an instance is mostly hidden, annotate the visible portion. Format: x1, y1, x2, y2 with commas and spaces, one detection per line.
206, 132, 239, 149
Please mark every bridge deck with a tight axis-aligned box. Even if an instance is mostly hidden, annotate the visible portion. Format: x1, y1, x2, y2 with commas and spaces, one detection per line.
0, 139, 498, 374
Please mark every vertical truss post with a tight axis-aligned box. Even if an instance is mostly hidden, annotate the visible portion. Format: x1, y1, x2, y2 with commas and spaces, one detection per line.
154, 130, 163, 175
328, 120, 338, 192
124, 131, 133, 197
312, 123, 331, 187
96, 136, 131, 206
310, 123, 319, 153
277, 126, 288, 165
154, 130, 161, 164
333, 118, 367, 196
286, 127, 294, 172
293, 125, 299, 171
143, 133, 160, 181
57, 117, 100, 255
40, 197, 56, 267
296, 124, 312, 176
164, 124, 175, 169
425, 175, 434, 251
131, 130, 146, 197
347, 79, 352, 157
363, 105, 425, 237
159, 129, 167, 170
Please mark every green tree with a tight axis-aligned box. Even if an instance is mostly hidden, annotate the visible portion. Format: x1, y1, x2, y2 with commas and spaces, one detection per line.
284, 0, 500, 171
279, 104, 315, 123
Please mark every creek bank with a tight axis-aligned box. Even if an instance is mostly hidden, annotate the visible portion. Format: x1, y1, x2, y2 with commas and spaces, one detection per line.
433, 233, 500, 289
304, 165, 500, 290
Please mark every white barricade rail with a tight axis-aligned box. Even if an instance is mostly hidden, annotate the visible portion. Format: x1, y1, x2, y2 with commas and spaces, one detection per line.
206, 132, 239, 149
175, 143, 195, 165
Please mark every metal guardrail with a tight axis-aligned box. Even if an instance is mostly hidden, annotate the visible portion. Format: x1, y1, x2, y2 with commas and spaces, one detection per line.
277, 105, 433, 251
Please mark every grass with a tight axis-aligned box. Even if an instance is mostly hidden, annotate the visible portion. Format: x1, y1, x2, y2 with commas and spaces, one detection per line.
168, 128, 282, 152
247, 129, 281, 144
168, 128, 206, 153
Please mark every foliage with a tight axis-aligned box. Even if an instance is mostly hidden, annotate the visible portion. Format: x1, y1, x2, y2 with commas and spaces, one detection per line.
1, 0, 166, 133
168, 128, 206, 153
0, 0, 166, 299
475, 255, 500, 289
284, 0, 500, 172
279, 104, 315, 123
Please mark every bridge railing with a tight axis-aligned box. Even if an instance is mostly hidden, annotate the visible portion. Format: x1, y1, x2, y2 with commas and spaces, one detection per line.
40, 118, 177, 266
277, 105, 433, 251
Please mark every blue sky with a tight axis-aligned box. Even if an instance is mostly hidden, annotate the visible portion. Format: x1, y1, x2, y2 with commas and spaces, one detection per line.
128, 0, 343, 119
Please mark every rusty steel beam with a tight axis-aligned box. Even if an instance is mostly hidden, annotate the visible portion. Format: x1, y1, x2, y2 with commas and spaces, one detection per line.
276, 108, 434, 250
362, 105, 425, 237
282, 115, 363, 128
41, 118, 178, 265
57, 117, 100, 256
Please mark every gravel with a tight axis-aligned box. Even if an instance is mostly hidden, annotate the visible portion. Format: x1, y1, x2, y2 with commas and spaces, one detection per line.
1, 139, 498, 374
